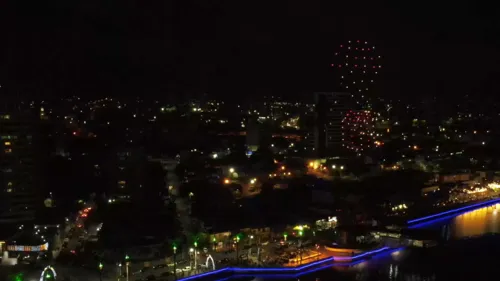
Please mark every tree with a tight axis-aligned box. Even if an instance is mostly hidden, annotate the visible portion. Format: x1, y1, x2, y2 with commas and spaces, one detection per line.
250, 146, 275, 172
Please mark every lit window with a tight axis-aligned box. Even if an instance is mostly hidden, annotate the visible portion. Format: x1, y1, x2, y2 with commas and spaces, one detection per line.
4, 141, 11, 146
5, 148, 12, 153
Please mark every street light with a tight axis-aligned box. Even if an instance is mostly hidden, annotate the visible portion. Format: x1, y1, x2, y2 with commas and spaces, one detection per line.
193, 241, 198, 271
235, 235, 241, 264
298, 231, 303, 265
173, 244, 177, 280
124, 254, 130, 281
117, 263, 122, 280
248, 235, 254, 259
98, 262, 103, 281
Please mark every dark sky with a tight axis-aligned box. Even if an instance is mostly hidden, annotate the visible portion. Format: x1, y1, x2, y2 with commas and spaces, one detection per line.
1, 1, 500, 101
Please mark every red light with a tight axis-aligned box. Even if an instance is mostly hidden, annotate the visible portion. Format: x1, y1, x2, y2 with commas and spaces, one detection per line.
72, 132, 77, 136
340, 45, 343, 48
331, 64, 334, 66
71, 250, 76, 254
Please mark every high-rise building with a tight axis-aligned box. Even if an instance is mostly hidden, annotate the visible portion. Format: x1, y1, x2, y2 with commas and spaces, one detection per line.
0, 113, 39, 228
313, 92, 351, 157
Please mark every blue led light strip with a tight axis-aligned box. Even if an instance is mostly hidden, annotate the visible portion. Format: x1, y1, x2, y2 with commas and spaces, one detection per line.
215, 247, 405, 280
407, 197, 500, 224
176, 247, 396, 281
232, 256, 334, 272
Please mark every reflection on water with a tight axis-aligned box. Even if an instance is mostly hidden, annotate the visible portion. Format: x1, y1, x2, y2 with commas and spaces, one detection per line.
450, 203, 500, 238
228, 203, 500, 281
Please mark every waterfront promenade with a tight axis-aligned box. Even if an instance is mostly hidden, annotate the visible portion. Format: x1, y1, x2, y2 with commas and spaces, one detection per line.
175, 197, 500, 281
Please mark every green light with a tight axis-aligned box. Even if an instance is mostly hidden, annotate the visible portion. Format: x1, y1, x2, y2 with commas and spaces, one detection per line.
99, 262, 103, 270
194, 241, 198, 247
45, 274, 52, 279
299, 231, 303, 236
283, 232, 288, 238
212, 237, 216, 242
13, 273, 23, 281
125, 254, 130, 260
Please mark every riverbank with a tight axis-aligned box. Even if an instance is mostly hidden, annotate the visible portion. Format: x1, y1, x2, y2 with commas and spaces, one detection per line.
174, 197, 500, 281
175, 246, 397, 281
407, 197, 500, 225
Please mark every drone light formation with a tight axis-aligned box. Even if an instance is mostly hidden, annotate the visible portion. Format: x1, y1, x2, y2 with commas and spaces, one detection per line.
331, 40, 381, 94
342, 110, 376, 154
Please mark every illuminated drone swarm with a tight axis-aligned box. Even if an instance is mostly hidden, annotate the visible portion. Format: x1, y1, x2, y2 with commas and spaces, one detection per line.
331, 40, 381, 94
342, 110, 375, 153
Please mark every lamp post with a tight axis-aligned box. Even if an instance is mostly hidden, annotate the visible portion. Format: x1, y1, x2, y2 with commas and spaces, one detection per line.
194, 241, 198, 271
298, 231, 303, 265
118, 263, 122, 281
248, 235, 254, 259
235, 235, 241, 264
173, 244, 177, 280
247, 235, 253, 260
125, 255, 130, 281
99, 262, 103, 281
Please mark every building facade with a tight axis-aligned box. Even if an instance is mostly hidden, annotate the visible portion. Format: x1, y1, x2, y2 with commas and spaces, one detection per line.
313, 92, 351, 157
0, 113, 39, 227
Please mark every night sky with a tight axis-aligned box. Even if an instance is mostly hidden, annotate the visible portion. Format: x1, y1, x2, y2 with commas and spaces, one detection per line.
1, 1, 499, 101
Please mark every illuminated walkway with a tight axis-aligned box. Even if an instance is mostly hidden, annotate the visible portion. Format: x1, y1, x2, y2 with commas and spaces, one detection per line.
177, 197, 500, 281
